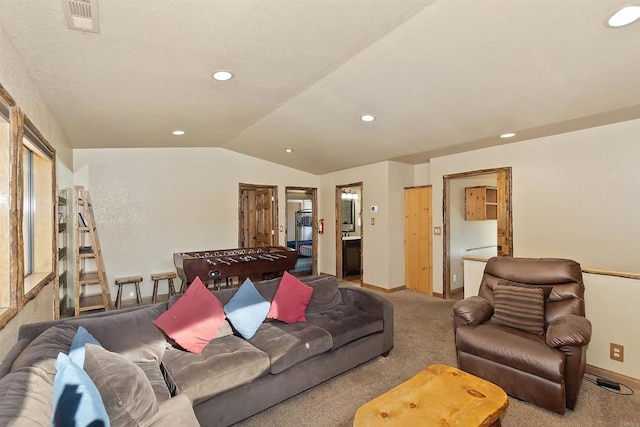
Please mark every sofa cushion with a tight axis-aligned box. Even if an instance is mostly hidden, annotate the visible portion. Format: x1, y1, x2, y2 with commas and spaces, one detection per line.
137, 361, 172, 404
84, 343, 159, 426
52, 352, 110, 427
69, 326, 102, 368
306, 305, 383, 349
11, 324, 77, 376
248, 322, 333, 374
224, 278, 271, 339
162, 335, 270, 405
146, 394, 200, 427
153, 277, 226, 354
267, 272, 313, 323
456, 323, 564, 382
0, 367, 55, 426
491, 282, 546, 335
67, 303, 167, 364
305, 276, 343, 313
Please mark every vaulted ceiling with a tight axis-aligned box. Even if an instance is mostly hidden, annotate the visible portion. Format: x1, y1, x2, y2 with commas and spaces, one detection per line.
1, 1, 639, 174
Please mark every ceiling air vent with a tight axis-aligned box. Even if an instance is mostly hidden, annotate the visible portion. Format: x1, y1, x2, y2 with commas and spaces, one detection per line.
61, 0, 100, 33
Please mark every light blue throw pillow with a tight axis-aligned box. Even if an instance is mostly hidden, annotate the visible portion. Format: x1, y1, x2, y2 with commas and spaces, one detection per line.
224, 278, 271, 339
52, 352, 110, 427
69, 326, 102, 368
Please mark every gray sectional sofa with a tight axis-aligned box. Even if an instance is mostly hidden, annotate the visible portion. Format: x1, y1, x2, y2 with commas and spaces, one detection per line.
0, 274, 393, 426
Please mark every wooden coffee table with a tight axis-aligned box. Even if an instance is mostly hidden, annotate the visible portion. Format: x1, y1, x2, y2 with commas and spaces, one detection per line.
354, 364, 508, 427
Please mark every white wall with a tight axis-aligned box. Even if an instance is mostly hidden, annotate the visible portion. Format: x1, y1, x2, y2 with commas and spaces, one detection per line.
431, 118, 640, 294
0, 26, 74, 361
319, 161, 413, 289
439, 119, 640, 380
414, 162, 430, 185
0, 26, 72, 166
73, 147, 319, 298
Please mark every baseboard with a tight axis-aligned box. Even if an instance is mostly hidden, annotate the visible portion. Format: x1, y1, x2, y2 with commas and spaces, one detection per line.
451, 287, 464, 296
585, 364, 640, 391
362, 283, 405, 293
432, 292, 443, 298
319, 272, 337, 277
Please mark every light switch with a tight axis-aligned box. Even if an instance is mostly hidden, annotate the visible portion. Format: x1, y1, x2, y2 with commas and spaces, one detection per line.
434, 226, 442, 235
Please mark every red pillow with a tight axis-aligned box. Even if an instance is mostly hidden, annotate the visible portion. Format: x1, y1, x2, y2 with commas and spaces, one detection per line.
267, 272, 313, 323
153, 277, 225, 354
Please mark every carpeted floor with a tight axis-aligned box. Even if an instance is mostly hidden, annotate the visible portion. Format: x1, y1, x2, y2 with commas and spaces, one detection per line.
235, 286, 640, 427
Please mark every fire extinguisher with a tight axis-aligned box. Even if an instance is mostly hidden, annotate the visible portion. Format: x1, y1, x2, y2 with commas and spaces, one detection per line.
318, 219, 324, 234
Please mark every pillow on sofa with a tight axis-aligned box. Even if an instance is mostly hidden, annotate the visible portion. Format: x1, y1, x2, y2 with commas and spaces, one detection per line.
153, 276, 226, 354
52, 352, 109, 427
0, 367, 54, 427
267, 272, 313, 323
305, 276, 343, 313
490, 282, 546, 335
224, 278, 270, 339
84, 343, 158, 426
69, 326, 102, 368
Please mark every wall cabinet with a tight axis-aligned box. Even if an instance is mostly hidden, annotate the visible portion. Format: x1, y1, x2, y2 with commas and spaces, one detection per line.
465, 186, 497, 221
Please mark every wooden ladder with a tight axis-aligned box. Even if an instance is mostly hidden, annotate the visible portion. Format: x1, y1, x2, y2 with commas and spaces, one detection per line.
73, 186, 111, 316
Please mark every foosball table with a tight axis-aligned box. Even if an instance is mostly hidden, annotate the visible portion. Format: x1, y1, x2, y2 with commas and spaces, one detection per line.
173, 246, 297, 290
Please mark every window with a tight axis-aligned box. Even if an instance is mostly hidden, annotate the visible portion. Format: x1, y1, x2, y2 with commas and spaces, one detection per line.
21, 122, 55, 296
0, 83, 56, 329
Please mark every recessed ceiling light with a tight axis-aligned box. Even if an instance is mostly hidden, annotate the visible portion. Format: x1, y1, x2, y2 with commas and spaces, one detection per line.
285, 148, 293, 153
361, 114, 375, 122
212, 70, 234, 81
607, 5, 640, 27
500, 132, 516, 138
172, 130, 185, 136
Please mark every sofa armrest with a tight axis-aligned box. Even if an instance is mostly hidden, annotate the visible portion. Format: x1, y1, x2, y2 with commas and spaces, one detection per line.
453, 296, 493, 326
148, 394, 200, 427
340, 287, 394, 354
546, 315, 592, 348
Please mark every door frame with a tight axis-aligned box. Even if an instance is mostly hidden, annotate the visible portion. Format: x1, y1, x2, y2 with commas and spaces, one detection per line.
335, 182, 363, 282
285, 186, 318, 275
442, 167, 512, 299
238, 183, 279, 248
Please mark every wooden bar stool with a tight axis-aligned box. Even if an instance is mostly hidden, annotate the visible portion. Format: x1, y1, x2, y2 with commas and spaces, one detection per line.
151, 272, 177, 303
114, 276, 144, 309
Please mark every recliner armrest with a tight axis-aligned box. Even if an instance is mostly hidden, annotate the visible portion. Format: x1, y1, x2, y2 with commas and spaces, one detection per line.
546, 315, 592, 348
453, 296, 493, 326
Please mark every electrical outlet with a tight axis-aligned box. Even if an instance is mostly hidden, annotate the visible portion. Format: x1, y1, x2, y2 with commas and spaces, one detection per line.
610, 343, 624, 362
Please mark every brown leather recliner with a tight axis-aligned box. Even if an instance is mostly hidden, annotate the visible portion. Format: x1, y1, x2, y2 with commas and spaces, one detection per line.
453, 257, 592, 414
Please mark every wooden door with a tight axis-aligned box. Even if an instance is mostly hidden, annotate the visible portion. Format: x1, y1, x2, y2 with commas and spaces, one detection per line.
404, 186, 432, 294
255, 188, 274, 247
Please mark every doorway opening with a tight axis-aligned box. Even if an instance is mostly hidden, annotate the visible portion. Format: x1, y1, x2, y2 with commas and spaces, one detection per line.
335, 182, 363, 284
238, 183, 279, 248
443, 167, 512, 299
285, 187, 318, 277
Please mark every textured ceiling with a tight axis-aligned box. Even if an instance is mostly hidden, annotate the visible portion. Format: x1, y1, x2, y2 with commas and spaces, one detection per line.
1, 1, 639, 174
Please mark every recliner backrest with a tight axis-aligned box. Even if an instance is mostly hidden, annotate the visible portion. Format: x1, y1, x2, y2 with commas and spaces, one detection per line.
478, 257, 585, 323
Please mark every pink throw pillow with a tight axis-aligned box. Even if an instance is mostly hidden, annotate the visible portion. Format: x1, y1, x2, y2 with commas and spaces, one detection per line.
153, 277, 225, 353
267, 272, 313, 323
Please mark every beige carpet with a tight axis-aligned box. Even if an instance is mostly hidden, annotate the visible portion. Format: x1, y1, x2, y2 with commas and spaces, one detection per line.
235, 287, 640, 427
